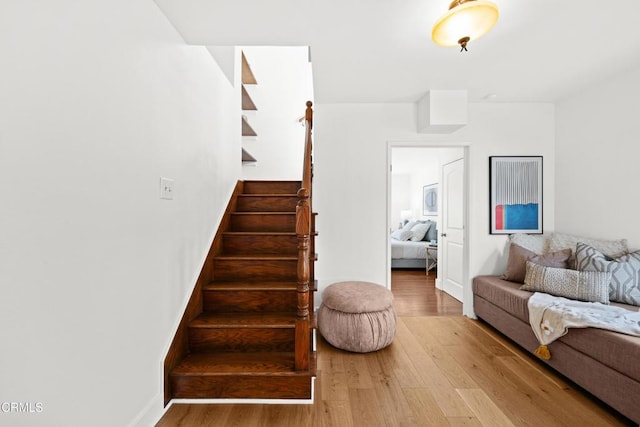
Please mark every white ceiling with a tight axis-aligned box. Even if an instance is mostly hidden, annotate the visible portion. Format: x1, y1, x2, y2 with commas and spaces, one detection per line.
153, 0, 640, 103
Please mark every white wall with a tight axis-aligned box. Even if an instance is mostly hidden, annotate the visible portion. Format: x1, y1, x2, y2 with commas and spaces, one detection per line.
391, 173, 412, 229
0, 2, 239, 426
314, 102, 555, 316
240, 47, 314, 181
555, 64, 640, 249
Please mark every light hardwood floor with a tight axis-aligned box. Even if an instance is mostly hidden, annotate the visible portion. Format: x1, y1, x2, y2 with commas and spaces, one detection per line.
156, 270, 633, 426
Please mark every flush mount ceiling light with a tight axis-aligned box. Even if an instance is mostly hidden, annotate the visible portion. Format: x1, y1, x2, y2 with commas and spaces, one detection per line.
432, 0, 499, 52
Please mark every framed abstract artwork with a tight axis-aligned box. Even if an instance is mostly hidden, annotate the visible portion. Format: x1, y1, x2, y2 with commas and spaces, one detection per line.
489, 156, 543, 234
423, 183, 438, 216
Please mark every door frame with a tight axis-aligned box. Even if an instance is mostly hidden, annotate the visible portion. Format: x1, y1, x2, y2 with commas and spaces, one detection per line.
386, 142, 470, 309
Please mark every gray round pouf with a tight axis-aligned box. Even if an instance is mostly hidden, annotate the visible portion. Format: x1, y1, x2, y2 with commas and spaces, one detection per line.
318, 281, 396, 353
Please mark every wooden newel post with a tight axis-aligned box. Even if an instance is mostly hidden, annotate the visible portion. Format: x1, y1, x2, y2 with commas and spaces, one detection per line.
295, 188, 311, 371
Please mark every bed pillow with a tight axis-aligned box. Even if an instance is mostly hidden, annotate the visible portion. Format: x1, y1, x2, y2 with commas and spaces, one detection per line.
402, 220, 418, 231
503, 243, 571, 283
391, 229, 412, 241
409, 222, 431, 242
521, 261, 610, 304
422, 220, 438, 242
575, 243, 640, 306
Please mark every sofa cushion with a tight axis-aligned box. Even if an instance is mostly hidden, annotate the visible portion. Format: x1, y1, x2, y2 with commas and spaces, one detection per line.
521, 262, 610, 303
503, 243, 571, 283
554, 321, 640, 384
576, 243, 640, 306
473, 275, 531, 322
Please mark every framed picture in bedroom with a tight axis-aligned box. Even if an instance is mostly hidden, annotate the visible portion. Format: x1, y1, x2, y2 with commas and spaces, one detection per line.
423, 183, 438, 216
489, 156, 543, 234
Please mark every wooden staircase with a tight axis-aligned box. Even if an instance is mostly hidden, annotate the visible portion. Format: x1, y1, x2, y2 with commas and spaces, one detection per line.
164, 103, 316, 404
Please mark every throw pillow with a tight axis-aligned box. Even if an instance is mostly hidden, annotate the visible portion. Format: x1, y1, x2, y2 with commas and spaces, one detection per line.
424, 220, 438, 242
503, 243, 571, 283
575, 243, 640, 306
521, 261, 611, 304
391, 229, 412, 241
549, 232, 628, 268
509, 233, 550, 255
409, 222, 431, 242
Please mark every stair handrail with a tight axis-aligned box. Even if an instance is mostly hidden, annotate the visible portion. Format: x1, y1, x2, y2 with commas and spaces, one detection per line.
295, 101, 313, 371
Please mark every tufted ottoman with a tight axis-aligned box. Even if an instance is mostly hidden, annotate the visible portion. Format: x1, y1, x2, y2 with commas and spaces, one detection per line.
318, 281, 396, 353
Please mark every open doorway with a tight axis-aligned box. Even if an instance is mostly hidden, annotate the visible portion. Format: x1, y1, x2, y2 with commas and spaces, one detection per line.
387, 145, 467, 308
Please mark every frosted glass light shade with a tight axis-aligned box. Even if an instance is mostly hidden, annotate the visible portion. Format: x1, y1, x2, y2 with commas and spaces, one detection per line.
432, 0, 499, 48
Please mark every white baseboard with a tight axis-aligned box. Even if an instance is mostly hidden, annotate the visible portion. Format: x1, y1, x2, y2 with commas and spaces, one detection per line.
129, 391, 163, 427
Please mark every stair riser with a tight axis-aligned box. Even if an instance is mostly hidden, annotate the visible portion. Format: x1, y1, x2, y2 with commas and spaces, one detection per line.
213, 259, 297, 281
189, 329, 294, 352
170, 376, 313, 399
203, 290, 297, 312
244, 181, 301, 195
237, 196, 298, 212
230, 214, 295, 232
222, 234, 298, 256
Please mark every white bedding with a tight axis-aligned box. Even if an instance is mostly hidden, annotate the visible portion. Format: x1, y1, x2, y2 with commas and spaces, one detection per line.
391, 238, 433, 259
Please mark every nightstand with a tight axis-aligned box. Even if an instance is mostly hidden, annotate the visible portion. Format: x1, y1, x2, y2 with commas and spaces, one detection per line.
426, 244, 437, 276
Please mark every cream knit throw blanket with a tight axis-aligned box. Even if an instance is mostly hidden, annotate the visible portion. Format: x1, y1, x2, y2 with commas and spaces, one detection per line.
527, 292, 640, 359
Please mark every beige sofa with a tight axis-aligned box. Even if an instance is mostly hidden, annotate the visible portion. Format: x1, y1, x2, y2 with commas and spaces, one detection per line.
473, 275, 640, 424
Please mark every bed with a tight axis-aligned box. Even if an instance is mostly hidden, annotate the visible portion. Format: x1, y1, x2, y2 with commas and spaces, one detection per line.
390, 220, 438, 270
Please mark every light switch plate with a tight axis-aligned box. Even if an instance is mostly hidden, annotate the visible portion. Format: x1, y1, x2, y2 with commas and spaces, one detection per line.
160, 177, 174, 200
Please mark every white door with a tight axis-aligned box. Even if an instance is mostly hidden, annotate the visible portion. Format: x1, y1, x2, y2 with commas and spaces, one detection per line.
441, 158, 465, 302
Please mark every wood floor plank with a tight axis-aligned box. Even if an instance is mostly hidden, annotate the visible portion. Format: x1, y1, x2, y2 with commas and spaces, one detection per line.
365, 351, 419, 426
395, 319, 475, 417
457, 388, 515, 427
445, 342, 569, 426
402, 387, 451, 426
402, 317, 479, 389
344, 353, 374, 389
347, 388, 386, 426
446, 416, 484, 427
260, 402, 313, 427
496, 355, 626, 426
313, 400, 353, 427
222, 405, 263, 427
316, 339, 349, 401
379, 327, 425, 388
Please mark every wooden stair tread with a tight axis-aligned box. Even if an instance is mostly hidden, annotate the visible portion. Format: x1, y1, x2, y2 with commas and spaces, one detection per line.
231, 212, 294, 215
238, 194, 298, 197
172, 352, 305, 376
204, 280, 317, 291
191, 312, 297, 328
222, 231, 317, 236
222, 231, 296, 236
214, 255, 298, 261
231, 212, 317, 215
244, 180, 300, 184
204, 281, 296, 291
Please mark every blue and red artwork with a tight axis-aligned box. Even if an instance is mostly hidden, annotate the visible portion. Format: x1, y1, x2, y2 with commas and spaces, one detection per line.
490, 157, 542, 234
